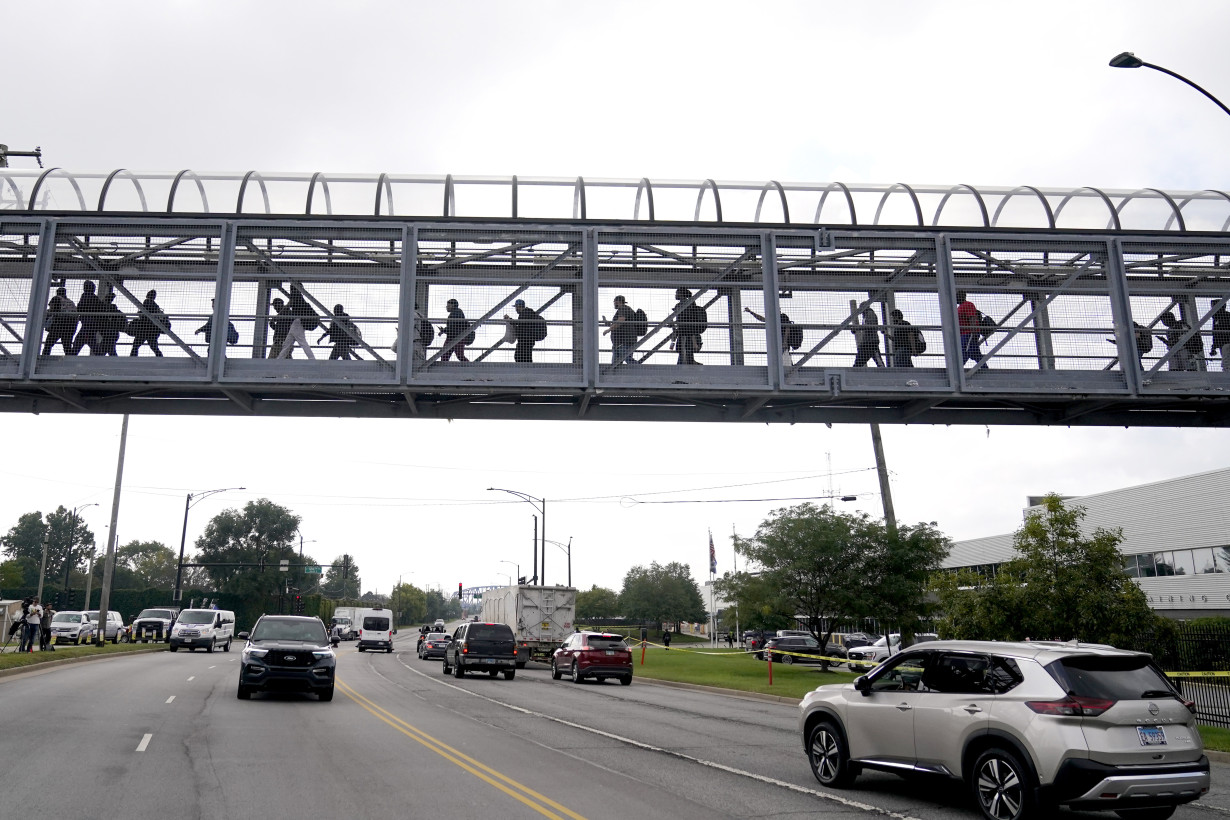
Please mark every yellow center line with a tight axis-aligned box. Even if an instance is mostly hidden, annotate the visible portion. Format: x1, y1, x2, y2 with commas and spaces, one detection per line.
336, 678, 588, 820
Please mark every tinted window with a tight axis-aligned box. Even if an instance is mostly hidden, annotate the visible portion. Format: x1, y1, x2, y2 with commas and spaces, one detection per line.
469, 624, 513, 641
922, 653, 991, 694
1048, 655, 1173, 700
52, 613, 82, 623
985, 657, 1024, 694
179, 611, 217, 625
137, 609, 175, 620
586, 635, 625, 650
363, 617, 390, 630
867, 651, 930, 692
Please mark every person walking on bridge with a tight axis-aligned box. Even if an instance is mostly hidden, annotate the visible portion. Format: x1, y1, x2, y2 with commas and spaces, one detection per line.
42, 286, 78, 355
439, 298, 471, 362
277, 284, 318, 359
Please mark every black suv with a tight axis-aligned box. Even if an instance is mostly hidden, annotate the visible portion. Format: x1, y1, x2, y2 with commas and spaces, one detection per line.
442, 622, 517, 680
237, 615, 339, 701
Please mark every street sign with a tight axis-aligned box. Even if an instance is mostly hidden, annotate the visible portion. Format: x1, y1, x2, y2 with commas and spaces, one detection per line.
303, 565, 323, 574
279, 559, 289, 572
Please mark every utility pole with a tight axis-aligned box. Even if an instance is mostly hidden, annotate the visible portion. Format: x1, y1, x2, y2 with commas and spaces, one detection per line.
95, 414, 129, 645
0, 144, 43, 168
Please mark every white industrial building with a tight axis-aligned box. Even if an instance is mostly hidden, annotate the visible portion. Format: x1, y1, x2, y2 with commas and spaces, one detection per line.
943, 468, 1230, 620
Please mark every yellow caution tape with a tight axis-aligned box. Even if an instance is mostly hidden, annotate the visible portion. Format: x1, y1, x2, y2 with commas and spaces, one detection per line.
1165, 670, 1230, 678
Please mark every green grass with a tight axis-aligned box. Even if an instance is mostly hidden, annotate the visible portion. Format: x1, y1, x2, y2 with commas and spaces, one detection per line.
0, 641, 163, 671
1198, 725, 1230, 753
631, 645, 857, 700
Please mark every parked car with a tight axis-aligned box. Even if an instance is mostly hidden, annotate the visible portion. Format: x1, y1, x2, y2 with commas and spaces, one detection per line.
835, 631, 877, 649
757, 636, 846, 666
418, 632, 450, 660
237, 615, 339, 702
551, 631, 633, 685
49, 611, 96, 645
170, 608, 236, 653
799, 639, 1209, 820
82, 610, 125, 644
846, 633, 938, 669
442, 622, 517, 680
132, 607, 179, 642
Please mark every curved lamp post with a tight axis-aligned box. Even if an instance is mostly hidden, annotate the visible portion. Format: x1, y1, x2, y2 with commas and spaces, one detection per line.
174, 486, 245, 603
1110, 52, 1230, 119
543, 538, 572, 587
498, 559, 520, 585
61, 502, 99, 598
487, 488, 546, 585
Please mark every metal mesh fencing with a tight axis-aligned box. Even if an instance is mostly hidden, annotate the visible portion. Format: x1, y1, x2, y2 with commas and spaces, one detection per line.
0, 223, 39, 372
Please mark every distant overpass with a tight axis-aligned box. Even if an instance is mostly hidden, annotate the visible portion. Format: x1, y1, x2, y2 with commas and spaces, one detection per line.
1, 171, 1228, 426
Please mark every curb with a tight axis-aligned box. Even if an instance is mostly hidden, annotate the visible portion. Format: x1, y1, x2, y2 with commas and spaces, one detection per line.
0, 645, 165, 680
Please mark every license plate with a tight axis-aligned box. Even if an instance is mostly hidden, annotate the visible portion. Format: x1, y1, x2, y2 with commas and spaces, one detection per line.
1138, 726, 1167, 746
605, 650, 615, 655
483, 658, 496, 664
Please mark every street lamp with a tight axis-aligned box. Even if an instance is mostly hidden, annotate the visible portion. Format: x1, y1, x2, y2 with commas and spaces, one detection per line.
543, 538, 572, 587
1109, 52, 1230, 120
496, 572, 511, 586
174, 486, 245, 603
62, 503, 99, 600
498, 559, 520, 585
488, 488, 546, 585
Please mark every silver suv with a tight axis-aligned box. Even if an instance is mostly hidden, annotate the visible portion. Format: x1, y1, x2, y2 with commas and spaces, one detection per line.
798, 640, 1209, 820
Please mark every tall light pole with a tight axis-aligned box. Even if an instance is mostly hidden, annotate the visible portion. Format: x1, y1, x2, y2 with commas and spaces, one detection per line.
1109, 52, 1230, 120
174, 486, 245, 603
543, 538, 572, 587
62, 503, 98, 601
36, 531, 50, 602
488, 488, 546, 585
498, 559, 520, 585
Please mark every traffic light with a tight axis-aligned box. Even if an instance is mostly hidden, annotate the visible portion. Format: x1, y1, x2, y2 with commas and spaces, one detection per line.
293, 595, 303, 614
458, 582, 463, 599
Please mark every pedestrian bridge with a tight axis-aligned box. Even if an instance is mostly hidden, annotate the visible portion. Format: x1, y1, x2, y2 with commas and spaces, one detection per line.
1, 170, 1228, 426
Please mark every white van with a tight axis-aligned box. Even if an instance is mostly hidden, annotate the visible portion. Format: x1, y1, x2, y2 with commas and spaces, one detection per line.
356, 607, 394, 653
169, 608, 236, 653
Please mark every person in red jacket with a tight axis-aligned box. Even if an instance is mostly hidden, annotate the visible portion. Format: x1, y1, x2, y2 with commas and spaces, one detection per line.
956, 290, 981, 365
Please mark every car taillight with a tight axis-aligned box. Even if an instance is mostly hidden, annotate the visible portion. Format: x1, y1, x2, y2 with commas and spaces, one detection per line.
1026, 695, 1115, 717
1182, 698, 1197, 714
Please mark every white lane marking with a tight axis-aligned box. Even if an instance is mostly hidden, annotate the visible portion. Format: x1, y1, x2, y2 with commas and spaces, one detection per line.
135, 734, 152, 752
187, 676, 195, 681
165, 696, 175, 704
393, 658, 919, 820
209, 665, 217, 669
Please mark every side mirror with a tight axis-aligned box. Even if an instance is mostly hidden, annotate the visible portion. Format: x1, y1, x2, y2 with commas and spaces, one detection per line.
238, 631, 250, 640
854, 675, 872, 695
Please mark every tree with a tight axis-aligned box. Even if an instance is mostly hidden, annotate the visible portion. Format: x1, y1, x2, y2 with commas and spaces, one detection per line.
394, 582, 427, 625
116, 540, 178, 590
194, 499, 301, 602
576, 585, 620, 620
619, 562, 706, 629
933, 494, 1158, 645
1, 507, 96, 580
321, 554, 361, 600
731, 503, 948, 649
0, 557, 38, 589
714, 570, 795, 633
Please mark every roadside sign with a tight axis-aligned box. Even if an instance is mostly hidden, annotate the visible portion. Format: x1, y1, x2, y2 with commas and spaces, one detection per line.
303, 565, 322, 574
279, 559, 289, 572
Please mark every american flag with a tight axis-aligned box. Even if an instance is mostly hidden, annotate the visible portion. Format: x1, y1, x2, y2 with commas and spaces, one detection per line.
709, 529, 716, 574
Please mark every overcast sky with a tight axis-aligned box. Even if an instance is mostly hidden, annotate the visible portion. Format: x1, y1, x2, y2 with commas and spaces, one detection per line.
3, 1, 1229, 602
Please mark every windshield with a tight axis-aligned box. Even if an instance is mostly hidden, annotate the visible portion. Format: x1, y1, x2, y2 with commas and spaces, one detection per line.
363, 616, 390, 630
586, 635, 626, 650
137, 609, 174, 620
427, 632, 448, 641
251, 618, 328, 643
178, 611, 217, 625
52, 613, 82, 623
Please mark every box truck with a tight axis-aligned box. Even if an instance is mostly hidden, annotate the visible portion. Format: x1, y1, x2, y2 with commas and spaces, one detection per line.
479, 585, 576, 667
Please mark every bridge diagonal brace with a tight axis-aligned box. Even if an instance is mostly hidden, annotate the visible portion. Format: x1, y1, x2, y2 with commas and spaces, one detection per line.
900, 398, 939, 421
107, 278, 205, 365
740, 397, 769, 419
401, 389, 419, 414
471, 288, 570, 363
41, 386, 88, 411
221, 388, 255, 413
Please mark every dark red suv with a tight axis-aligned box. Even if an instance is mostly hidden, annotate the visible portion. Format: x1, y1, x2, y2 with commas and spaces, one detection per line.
551, 632, 632, 685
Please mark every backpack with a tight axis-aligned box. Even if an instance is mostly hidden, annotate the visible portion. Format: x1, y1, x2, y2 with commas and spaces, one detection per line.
978, 312, 996, 339
695, 304, 708, 334
1134, 322, 1154, 354
631, 308, 649, 337
1212, 309, 1230, 349
463, 327, 476, 345
911, 327, 927, 355
418, 316, 434, 348
530, 312, 548, 342
226, 322, 239, 346
784, 316, 804, 350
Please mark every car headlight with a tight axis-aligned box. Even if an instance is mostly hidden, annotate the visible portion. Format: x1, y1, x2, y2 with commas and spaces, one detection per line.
312, 650, 334, 660
243, 647, 268, 660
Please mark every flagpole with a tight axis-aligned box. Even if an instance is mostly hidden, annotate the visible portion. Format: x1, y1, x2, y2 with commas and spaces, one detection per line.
708, 528, 716, 644
732, 523, 739, 649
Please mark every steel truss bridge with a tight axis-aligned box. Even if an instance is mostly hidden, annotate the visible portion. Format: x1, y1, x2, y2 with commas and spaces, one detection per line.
1, 172, 1229, 426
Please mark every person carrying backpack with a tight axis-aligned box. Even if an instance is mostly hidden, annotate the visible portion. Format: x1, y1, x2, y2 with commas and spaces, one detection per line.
604, 295, 644, 365
319, 303, 361, 360
889, 308, 923, 368
277, 283, 318, 359
439, 298, 471, 362
195, 298, 240, 351
42, 286, 78, 356
506, 299, 547, 363
1211, 303, 1230, 372
672, 287, 707, 365
128, 289, 168, 358
744, 307, 802, 366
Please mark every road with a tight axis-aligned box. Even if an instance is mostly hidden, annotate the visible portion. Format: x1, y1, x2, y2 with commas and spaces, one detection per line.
3, 634, 1228, 820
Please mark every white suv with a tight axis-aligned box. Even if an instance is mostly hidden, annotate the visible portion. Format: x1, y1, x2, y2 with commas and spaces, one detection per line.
799, 640, 1209, 820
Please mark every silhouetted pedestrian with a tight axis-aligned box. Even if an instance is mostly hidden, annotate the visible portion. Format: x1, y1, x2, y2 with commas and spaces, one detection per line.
42, 286, 78, 355
277, 284, 318, 359
662, 629, 671, 650
70, 280, 106, 355
605, 295, 640, 365
852, 307, 884, 367
505, 299, 545, 363
889, 308, 921, 368
320, 304, 360, 360
1160, 311, 1199, 371
956, 290, 981, 365
671, 288, 707, 365
195, 299, 239, 350
1210, 303, 1229, 372
268, 297, 291, 358
439, 298, 471, 362
98, 293, 124, 355
129, 290, 168, 357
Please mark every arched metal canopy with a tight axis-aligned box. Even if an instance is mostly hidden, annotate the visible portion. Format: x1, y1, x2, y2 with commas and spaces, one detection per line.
2, 169, 1228, 231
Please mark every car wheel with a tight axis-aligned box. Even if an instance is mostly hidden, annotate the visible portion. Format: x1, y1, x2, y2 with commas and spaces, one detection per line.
168, 644, 178, 652
807, 720, 856, 788
224, 639, 231, 652
358, 646, 365, 652
453, 659, 465, 678
516, 661, 526, 669
571, 661, 582, 683
551, 660, 562, 680
781, 654, 794, 665
207, 640, 215, 654
503, 669, 515, 680
441, 657, 451, 675
619, 676, 632, 686
1114, 810, 1177, 820
386, 647, 392, 653
971, 746, 1036, 820
488, 669, 499, 677
111, 634, 118, 645
236, 685, 251, 700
